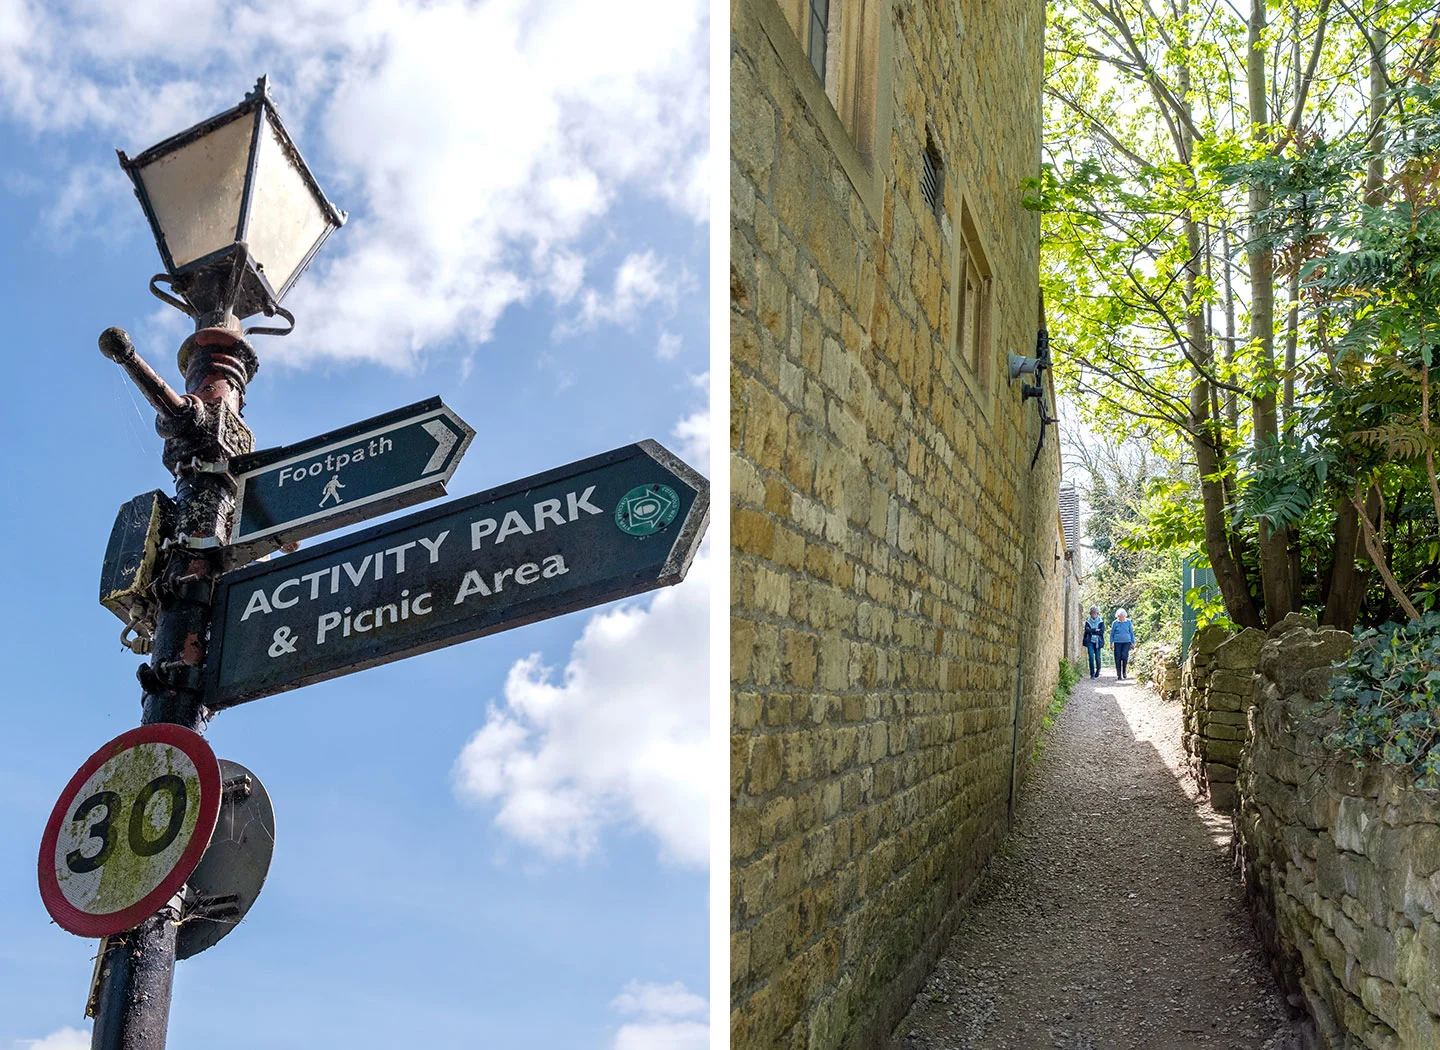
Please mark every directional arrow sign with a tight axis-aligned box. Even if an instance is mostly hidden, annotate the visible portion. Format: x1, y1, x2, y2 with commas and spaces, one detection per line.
230, 397, 474, 555
206, 440, 708, 708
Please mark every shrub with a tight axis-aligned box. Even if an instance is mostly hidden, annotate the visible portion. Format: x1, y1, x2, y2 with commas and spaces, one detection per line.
1326, 611, 1440, 788
1034, 658, 1083, 761
1057, 655, 1082, 698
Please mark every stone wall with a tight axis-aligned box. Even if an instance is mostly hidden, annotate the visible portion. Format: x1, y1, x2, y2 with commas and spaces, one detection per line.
1136, 642, 1180, 702
730, 0, 1056, 1047
1181, 624, 1224, 797
1180, 626, 1265, 813
1236, 617, 1440, 1048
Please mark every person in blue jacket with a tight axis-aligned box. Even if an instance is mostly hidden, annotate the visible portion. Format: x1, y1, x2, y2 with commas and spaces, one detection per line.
1111, 608, 1136, 680
1081, 605, 1105, 678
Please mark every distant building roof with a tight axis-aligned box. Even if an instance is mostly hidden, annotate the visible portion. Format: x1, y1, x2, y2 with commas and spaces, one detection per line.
1058, 484, 1080, 552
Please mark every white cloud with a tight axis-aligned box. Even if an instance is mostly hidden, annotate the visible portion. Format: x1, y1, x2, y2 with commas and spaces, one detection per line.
558, 251, 679, 338
614, 1021, 709, 1050
656, 330, 682, 360
613, 980, 707, 1018
671, 373, 710, 474
452, 542, 710, 867
37, 163, 132, 247
546, 250, 587, 305
15, 1028, 90, 1050
0, 0, 708, 370
611, 980, 708, 1050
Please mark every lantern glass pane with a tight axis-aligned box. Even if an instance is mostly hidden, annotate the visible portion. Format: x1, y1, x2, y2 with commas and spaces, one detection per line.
246, 111, 331, 295
135, 114, 253, 269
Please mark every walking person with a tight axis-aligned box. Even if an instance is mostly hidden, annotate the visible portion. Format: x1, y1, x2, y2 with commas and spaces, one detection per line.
319, 473, 346, 507
1111, 608, 1136, 680
1081, 605, 1105, 679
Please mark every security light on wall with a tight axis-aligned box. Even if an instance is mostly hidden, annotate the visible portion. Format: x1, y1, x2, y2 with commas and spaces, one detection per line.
1008, 352, 1042, 380
118, 76, 346, 335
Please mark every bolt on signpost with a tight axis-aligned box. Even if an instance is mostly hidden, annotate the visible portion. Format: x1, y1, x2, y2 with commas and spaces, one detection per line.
40, 78, 708, 1050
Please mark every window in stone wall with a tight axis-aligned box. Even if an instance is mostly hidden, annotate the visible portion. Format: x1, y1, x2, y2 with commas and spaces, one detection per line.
806, 0, 829, 83
776, 0, 882, 161
951, 202, 994, 384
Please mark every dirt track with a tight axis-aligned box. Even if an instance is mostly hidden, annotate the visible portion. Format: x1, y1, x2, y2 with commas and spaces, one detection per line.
894, 673, 1307, 1050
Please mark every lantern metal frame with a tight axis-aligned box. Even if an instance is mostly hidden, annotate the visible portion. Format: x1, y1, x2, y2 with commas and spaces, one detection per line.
117, 76, 346, 335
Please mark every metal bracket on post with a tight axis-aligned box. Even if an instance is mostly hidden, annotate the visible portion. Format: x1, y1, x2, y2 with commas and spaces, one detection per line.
120, 618, 154, 656
84, 937, 112, 1019
163, 533, 225, 552
136, 661, 205, 696
182, 891, 242, 924
222, 773, 253, 801
174, 456, 234, 484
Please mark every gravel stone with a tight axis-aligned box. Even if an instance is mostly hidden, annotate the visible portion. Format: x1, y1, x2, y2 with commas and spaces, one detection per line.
892, 674, 1309, 1049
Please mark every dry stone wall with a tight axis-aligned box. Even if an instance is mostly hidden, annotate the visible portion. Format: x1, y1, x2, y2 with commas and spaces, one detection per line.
1137, 642, 1180, 702
1181, 627, 1265, 812
1236, 617, 1440, 1048
1181, 625, 1224, 800
730, 1, 1056, 1048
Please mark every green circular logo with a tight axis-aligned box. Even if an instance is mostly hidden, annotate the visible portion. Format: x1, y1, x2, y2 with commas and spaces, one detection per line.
615, 484, 680, 537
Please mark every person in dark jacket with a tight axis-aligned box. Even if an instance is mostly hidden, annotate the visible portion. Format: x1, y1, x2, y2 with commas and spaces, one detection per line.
1111, 608, 1136, 680
1081, 605, 1105, 678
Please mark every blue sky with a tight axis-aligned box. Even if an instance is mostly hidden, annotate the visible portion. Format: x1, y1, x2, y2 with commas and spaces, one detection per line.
0, 2, 711, 1047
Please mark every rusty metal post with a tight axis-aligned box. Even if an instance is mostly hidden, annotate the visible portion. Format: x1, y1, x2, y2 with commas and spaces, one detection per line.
91, 325, 257, 1050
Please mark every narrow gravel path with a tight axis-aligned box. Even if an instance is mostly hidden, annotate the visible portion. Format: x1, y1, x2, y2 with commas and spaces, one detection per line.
893, 673, 1307, 1050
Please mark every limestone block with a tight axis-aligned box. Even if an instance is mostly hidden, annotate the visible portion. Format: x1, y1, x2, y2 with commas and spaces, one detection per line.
1378, 769, 1440, 827
1360, 1020, 1403, 1050
1210, 781, 1239, 813
1258, 626, 1355, 699
1393, 990, 1439, 1048
1206, 737, 1245, 765
1330, 904, 1365, 959
1411, 918, 1440, 1016
1194, 624, 1231, 656
1337, 795, 1375, 855
1207, 762, 1240, 785
1361, 924, 1400, 985
1355, 859, 1391, 927
1215, 627, 1266, 670
1206, 722, 1248, 742
1411, 826, 1440, 878
1209, 709, 1249, 726
1314, 919, 1350, 978
1269, 612, 1320, 639
1258, 695, 1291, 741
1360, 973, 1401, 1028
1318, 837, 1362, 900
1295, 727, 1336, 761
1208, 689, 1248, 713
1258, 742, 1307, 788
1301, 665, 1343, 702
1400, 868, 1438, 929
1296, 781, 1340, 831
1252, 771, 1299, 824
1283, 825, 1321, 865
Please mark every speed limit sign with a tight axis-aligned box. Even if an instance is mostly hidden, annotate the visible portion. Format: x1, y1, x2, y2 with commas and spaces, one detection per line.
38, 724, 221, 937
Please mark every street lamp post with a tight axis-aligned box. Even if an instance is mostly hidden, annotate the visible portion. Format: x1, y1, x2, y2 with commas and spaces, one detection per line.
90, 76, 343, 1050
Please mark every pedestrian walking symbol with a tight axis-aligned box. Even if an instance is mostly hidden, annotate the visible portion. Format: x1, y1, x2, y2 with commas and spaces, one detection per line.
319, 475, 345, 508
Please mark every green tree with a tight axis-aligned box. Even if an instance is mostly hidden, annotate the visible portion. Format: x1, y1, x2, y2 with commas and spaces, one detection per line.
1039, 0, 1440, 629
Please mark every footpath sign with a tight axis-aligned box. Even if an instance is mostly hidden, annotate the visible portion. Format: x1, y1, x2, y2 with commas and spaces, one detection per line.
206, 440, 707, 707
38, 725, 222, 937
230, 397, 473, 554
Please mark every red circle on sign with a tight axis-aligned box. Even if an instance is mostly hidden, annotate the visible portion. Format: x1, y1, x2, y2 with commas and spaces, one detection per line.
38, 724, 222, 937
